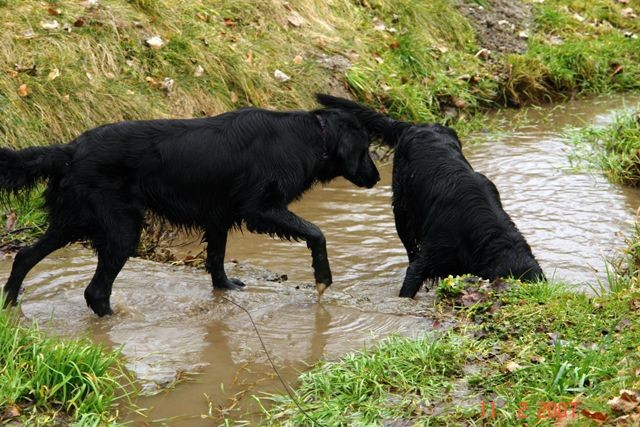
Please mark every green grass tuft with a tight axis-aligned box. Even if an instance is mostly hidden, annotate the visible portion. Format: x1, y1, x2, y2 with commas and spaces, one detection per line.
0, 297, 133, 425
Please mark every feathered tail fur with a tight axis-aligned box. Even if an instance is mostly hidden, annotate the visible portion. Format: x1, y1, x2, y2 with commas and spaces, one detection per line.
0, 144, 74, 195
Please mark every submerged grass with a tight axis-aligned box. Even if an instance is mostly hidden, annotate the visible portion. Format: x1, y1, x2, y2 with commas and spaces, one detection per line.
0, 298, 132, 425
568, 108, 640, 186
260, 278, 640, 426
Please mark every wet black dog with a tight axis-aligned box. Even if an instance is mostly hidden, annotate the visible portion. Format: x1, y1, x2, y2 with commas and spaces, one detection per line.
0, 101, 380, 315
317, 95, 544, 297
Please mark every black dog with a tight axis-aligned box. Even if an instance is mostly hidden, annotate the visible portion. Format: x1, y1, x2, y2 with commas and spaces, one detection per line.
317, 95, 544, 297
0, 101, 380, 315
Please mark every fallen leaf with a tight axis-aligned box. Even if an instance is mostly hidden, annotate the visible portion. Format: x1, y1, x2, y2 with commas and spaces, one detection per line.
611, 64, 624, 76
194, 65, 204, 77
389, 41, 400, 49
615, 318, 631, 333
613, 413, 640, 424
104, 72, 115, 79
47, 68, 60, 81
74, 17, 86, 27
374, 22, 386, 31
145, 35, 164, 49
273, 69, 291, 82
17, 83, 28, 97
505, 361, 522, 373
293, 54, 303, 65
245, 51, 253, 64
518, 30, 529, 39
287, 11, 304, 27
48, 7, 62, 16
40, 20, 60, 30
581, 409, 608, 423
5, 212, 17, 231
621, 7, 638, 18
230, 91, 238, 103
452, 97, 466, 109
475, 48, 491, 59
2, 405, 20, 419
608, 390, 640, 413
460, 290, 485, 306
223, 17, 236, 27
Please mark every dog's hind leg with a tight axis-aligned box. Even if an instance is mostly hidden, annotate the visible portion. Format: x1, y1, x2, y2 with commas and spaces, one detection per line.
84, 217, 142, 317
204, 228, 245, 290
244, 209, 332, 294
2, 229, 71, 307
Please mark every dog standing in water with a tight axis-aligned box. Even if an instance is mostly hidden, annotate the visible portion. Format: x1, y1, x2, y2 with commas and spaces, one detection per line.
317, 94, 544, 297
1, 101, 380, 315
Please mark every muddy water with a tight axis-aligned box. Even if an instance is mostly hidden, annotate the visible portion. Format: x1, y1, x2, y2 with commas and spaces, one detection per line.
1, 93, 640, 424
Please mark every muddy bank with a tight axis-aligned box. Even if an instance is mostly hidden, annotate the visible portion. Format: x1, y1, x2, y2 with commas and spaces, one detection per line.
457, 0, 533, 54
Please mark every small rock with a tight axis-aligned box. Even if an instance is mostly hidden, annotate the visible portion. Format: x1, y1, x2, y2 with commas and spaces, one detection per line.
518, 30, 529, 39
194, 65, 204, 77
273, 69, 291, 82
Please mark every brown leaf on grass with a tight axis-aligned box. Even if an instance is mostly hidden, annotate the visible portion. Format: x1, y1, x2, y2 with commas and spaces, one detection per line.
223, 17, 236, 28
581, 409, 608, 423
230, 91, 238, 103
293, 54, 303, 65
17, 83, 28, 97
74, 17, 86, 27
608, 390, 640, 413
615, 318, 632, 333
452, 97, 466, 109
611, 64, 624, 76
2, 405, 20, 419
460, 290, 486, 306
5, 212, 17, 231
48, 7, 62, 16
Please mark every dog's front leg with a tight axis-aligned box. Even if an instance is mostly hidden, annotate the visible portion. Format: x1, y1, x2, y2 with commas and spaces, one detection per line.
245, 209, 332, 296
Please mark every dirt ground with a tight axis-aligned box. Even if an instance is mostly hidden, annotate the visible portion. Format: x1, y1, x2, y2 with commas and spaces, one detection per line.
457, 0, 533, 54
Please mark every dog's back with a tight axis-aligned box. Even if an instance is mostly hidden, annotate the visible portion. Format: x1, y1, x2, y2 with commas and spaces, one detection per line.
393, 124, 543, 288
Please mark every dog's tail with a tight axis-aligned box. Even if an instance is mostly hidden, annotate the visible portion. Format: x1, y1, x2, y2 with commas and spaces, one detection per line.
316, 94, 409, 147
0, 144, 74, 195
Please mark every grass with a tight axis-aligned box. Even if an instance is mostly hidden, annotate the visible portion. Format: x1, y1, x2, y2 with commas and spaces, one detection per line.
0, 297, 132, 426
260, 278, 640, 426
567, 108, 640, 186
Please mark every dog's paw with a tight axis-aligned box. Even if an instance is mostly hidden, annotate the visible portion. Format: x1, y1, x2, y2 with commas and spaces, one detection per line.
214, 278, 246, 291
88, 300, 114, 317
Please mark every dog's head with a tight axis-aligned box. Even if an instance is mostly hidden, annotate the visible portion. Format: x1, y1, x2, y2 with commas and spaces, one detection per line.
320, 110, 380, 188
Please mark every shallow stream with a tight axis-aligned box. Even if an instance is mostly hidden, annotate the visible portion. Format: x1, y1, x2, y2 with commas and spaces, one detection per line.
1, 93, 640, 424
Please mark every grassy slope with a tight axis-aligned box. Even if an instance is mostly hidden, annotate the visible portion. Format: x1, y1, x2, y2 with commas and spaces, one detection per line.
1, 0, 639, 244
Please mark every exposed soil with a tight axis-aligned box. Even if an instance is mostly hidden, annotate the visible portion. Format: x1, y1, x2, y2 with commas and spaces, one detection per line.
457, 0, 533, 54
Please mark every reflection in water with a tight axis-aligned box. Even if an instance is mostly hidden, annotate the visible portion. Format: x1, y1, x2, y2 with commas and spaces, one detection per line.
1, 94, 640, 423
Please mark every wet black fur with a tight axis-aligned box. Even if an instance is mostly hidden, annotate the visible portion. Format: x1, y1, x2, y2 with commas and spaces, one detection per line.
317, 95, 544, 297
1, 103, 380, 315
